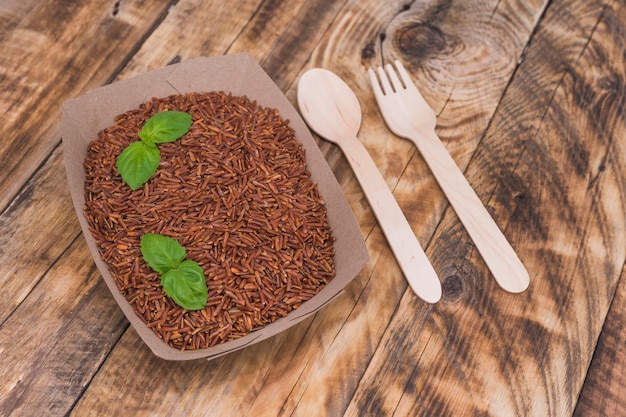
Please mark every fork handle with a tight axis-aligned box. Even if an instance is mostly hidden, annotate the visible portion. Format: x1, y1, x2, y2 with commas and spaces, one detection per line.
339, 136, 442, 303
410, 129, 529, 293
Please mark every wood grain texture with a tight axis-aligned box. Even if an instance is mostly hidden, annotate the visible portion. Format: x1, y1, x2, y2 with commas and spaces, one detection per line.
0, 237, 127, 416
71, 3, 416, 416
0, 0, 173, 211
572, 2, 626, 415
344, 0, 626, 416
294, 1, 551, 414
0, 0, 624, 415
0, 147, 79, 323
574, 266, 626, 417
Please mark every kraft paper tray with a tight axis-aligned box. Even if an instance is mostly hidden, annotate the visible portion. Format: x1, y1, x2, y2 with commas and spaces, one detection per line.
61, 54, 369, 361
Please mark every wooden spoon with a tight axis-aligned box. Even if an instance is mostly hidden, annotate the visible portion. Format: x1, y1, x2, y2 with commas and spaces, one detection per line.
297, 68, 442, 303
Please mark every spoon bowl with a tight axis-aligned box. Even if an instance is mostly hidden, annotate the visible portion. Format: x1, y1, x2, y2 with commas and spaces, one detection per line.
297, 68, 362, 141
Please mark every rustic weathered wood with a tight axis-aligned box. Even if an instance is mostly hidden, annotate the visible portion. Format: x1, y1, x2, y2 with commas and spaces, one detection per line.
0, 147, 80, 323
0, 0, 173, 212
0, 236, 127, 416
68, 0, 558, 416
0, 0, 624, 415
1, 0, 352, 415
0, 0, 174, 323
275, 1, 556, 415
344, 0, 626, 416
574, 266, 626, 417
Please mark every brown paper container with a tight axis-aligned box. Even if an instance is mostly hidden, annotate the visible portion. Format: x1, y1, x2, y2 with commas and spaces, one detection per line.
61, 54, 369, 361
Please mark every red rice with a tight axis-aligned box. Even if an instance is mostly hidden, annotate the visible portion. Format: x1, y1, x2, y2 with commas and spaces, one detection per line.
83, 92, 335, 351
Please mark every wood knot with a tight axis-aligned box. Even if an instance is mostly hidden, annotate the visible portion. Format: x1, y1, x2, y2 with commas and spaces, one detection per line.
396, 22, 447, 62
361, 40, 376, 62
442, 274, 464, 301
167, 55, 182, 66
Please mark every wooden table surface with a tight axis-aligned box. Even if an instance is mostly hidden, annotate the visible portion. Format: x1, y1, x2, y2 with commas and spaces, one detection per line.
1, 0, 625, 416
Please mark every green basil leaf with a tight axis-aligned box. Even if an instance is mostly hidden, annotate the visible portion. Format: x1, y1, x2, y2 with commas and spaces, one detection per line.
138, 111, 192, 146
140, 233, 186, 274
161, 260, 208, 310
116, 141, 160, 190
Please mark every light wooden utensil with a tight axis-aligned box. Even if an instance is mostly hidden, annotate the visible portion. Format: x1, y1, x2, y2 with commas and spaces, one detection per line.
368, 60, 529, 293
297, 68, 442, 303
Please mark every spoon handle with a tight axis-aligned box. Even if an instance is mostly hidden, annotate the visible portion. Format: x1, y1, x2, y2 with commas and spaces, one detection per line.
340, 136, 442, 303
410, 128, 529, 293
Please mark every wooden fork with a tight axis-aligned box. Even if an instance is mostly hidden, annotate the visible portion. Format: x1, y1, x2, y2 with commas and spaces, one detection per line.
368, 60, 529, 293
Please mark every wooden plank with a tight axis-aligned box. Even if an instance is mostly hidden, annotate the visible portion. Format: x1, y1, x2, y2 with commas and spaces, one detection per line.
1, 0, 350, 415
574, 266, 626, 417
114, 0, 349, 91
0, 147, 80, 323
0, 237, 127, 416
69, 0, 555, 416
0, 0, 173, 211
261, 0, 551, 415
344, 0, 626, 415
568, 15, 626, 417
2, 1, 621, 416
0, 0, 266, 414
68, 297, 329, 416
227, 0, 348, 91
112, 0, 263, 77
0, 0, 40, 40
67, 0, 386, 415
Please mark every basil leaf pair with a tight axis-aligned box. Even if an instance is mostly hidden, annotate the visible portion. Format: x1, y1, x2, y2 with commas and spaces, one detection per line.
116, 111, 192, 190
140, 233, 208, 311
